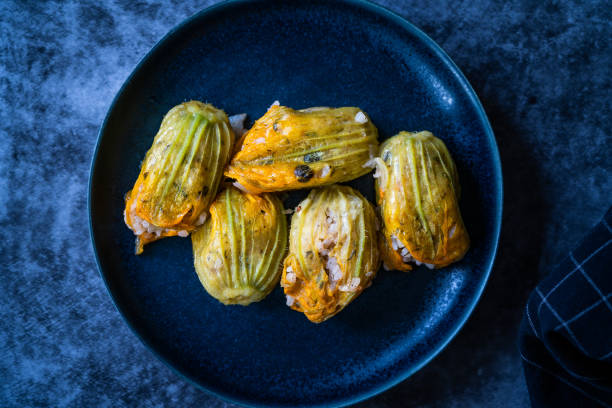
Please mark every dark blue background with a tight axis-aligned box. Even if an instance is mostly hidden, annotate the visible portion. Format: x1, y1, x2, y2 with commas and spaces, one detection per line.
1, 0, 610, 407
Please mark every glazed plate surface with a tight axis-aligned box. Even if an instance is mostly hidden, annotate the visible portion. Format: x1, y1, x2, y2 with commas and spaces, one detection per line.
89, 0, 502, 406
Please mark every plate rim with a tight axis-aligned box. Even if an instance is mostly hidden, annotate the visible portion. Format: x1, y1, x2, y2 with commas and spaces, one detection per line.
88, 0, 503, 406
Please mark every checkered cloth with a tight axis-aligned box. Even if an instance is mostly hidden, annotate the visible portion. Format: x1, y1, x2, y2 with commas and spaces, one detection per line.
520, 207, 612, 407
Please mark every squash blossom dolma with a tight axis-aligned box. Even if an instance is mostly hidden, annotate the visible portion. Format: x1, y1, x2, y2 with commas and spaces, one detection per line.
224, 104, 379, 193
192, 186, 287, 305
281, 185, 380, 323
124, 101, 234, 254
373, 131, 469, 270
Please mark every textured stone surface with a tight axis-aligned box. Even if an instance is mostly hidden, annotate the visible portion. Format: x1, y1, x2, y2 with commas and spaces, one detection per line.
0, 0, 609, 407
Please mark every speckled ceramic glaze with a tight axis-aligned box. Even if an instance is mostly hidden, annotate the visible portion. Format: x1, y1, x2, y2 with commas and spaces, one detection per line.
89, 0, 502, 406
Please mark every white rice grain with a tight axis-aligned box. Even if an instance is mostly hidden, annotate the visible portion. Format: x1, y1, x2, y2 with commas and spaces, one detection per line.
354, 111, 367, 123
196, 212, 208, 226
320, 164, 331, 178
391, 234, 401, 251
413, 259, 435, 270
326, 256, 342, 290
286, 272, 296, 284
228, 113, 247, 137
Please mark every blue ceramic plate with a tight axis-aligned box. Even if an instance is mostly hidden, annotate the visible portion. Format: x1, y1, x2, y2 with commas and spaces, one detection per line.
89, 0, 502, 406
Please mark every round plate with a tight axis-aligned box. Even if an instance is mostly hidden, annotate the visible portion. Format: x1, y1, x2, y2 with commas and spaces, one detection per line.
89, 0, 502, 406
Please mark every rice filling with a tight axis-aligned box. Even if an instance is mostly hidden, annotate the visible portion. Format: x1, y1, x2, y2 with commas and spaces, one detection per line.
125, 191, 195, 239
391, 234, 434, 269
316, 210, 346, 290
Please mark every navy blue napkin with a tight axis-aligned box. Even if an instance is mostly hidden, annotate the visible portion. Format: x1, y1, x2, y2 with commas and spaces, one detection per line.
520, 207, 612, 407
